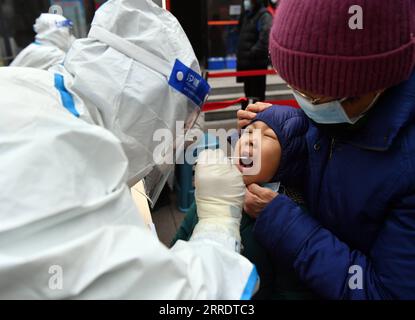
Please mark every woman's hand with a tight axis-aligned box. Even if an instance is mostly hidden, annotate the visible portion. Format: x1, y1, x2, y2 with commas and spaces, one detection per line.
244, 183, 278, 219
237, 102, 272, 130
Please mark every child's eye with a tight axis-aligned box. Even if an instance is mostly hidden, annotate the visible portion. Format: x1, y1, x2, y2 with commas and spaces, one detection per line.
240, 128, 253, 136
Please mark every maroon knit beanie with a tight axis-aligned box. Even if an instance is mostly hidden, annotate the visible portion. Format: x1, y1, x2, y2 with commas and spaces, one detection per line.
270, 0, 415, 98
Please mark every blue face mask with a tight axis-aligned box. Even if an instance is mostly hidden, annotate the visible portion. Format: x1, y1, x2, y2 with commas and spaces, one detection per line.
293, 91, 382, 124
244, 0, 252, 12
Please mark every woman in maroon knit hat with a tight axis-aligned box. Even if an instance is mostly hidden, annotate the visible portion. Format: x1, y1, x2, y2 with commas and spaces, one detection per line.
238, 0, 415, 299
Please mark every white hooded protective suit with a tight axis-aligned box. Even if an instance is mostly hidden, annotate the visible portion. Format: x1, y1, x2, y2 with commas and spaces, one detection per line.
0, 0, 257, 299
10, 13, 75, 70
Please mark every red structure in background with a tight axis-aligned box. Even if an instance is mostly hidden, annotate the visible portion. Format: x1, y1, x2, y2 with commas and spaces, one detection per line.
202, 69, 299, 112
207, 69, 277, 78
208, 20, 238, 26
202, 98, 299, 112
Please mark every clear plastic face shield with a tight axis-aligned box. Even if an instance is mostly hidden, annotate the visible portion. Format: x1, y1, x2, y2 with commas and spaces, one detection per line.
55, 19, 75, 40
34, 14, 75, 51
35, 13, 73, 34
47, 5, 73, 33
89, 25, 210, 206
140, 52, 210, 206
143, 100, 203, 208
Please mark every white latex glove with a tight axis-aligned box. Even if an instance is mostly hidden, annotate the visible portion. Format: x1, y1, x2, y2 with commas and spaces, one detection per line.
190, 149, 246, 252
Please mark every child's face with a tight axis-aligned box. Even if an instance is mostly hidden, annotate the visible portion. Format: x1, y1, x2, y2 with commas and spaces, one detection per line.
235, 121, 282, 185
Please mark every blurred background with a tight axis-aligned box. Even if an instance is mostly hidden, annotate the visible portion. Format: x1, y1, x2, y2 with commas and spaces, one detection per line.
0, 0, 272, 68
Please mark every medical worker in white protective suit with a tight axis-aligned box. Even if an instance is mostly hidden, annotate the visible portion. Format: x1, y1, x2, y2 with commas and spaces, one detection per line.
10, 13, 75, 70
0, 0, 258, 299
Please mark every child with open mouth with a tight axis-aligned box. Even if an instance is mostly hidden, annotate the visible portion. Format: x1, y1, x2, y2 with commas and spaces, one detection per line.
172, 105, 314, 299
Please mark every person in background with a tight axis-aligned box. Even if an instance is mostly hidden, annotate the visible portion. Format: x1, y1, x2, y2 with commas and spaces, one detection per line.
237, 0, 272, 104
10, 13, 75, 70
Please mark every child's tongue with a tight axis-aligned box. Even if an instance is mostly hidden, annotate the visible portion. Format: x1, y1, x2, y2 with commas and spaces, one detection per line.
240, 157, 253, 168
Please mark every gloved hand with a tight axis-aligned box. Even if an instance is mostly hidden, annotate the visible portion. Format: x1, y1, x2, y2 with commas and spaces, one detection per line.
190, 149, 246, 252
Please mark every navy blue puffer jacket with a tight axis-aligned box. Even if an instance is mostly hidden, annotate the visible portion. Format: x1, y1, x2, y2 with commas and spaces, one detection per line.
254, 71, 415, 299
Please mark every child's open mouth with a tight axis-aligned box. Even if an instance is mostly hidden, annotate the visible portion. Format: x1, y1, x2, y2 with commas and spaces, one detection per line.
239, 157, 254, 169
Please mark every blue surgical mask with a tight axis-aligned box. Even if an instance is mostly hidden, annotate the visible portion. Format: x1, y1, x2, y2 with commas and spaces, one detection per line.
262, 182, 281, 193
293, 91, 382, 124
244, 0, 252, 12
55, 19, 73, 29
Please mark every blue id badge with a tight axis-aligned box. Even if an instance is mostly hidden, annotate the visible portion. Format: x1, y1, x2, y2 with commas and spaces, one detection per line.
168, 59, 210, 107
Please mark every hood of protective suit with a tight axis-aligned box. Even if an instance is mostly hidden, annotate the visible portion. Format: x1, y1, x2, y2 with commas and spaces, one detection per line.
34, 13, 75, 52
64, 0, 208, 185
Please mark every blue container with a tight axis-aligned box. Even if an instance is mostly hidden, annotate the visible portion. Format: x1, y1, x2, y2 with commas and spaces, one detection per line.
175, 133, 219, 213
208, 57, 226, 70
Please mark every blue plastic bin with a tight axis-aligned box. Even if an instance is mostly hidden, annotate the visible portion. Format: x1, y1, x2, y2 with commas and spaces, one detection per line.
208, 57, 226, 70
225, 57, 237, 69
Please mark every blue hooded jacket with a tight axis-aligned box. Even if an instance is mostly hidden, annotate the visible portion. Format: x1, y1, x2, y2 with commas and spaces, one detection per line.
254, 71, 415, 299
